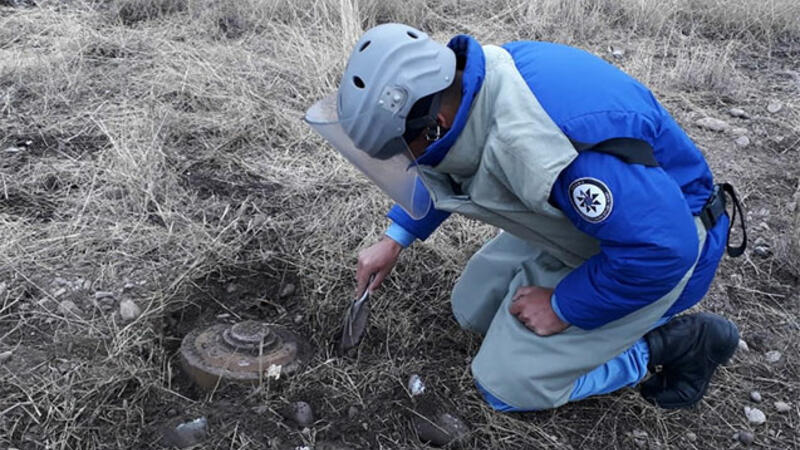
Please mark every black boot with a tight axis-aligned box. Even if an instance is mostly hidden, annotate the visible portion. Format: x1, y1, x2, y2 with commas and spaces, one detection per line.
640, 312, 739, 409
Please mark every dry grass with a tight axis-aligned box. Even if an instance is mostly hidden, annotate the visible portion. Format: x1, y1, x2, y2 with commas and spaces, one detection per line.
1, 0, 799, 448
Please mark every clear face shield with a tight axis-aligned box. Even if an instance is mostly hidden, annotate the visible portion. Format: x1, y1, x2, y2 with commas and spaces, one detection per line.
304, 94, 432, 219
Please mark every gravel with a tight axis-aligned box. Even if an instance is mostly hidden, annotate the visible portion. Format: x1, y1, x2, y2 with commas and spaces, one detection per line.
774, 401, 791, 413
744, 406, 766, 425
695, 117, 730, 132
119, 298, 142, 322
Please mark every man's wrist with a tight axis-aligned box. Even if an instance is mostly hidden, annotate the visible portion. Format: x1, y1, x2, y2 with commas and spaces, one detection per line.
550, 293, 570, 325
385, 222, 417, 248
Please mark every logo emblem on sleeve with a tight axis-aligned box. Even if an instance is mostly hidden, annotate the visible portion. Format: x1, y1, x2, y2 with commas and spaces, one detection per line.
569, 177, 613, 223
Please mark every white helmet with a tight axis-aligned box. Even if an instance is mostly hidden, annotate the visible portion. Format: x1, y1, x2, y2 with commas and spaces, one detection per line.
305, 24, 455, 218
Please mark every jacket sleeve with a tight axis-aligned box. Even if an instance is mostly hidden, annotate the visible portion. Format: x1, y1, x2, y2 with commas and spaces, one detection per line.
549, 151, 700, 330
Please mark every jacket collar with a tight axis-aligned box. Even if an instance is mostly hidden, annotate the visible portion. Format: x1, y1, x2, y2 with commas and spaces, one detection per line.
416, 35, 485, 167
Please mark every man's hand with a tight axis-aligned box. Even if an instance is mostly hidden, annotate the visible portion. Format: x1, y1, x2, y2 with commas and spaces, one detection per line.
355, 237, 403, 296
509, 286, 569, 336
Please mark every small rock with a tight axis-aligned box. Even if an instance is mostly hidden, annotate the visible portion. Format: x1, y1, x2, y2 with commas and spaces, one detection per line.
686, 432, 697, 442
119, 298, 142, 322
738, 430, 755, 445
744, 406, 766, 425
0, 350, 12, 364
279, 283, 296, 298
774, 401, 791, 413
164, 417, 207, 449
696, 117, 730, 132
607, 45, 625, 58
123, 282, 136, 292
728, 107, 750, 119
283, 401, 314, 427
765, 350, 782, 363
738, 339, 750, 352
735, 135, 750, 147
750, 391, 762, 403
58, 300, 79, 316
347, 405, 360, 419
767, 102, 783, 113
731, 127, 749, 135
414, 412, 469, 447
408, 374, 426, 396
166, 408, 178, 417
52, 287, 67, 298
293, 314, 303, 325
94, 291, 115, 300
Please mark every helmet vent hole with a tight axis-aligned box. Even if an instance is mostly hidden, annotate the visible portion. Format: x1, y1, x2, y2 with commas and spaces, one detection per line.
359, 41, 371, 51
353, 76, 365, 89
407, 31, 418, 39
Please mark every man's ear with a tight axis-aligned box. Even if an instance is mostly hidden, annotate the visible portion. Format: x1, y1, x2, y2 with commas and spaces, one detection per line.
436, 112, 453, 130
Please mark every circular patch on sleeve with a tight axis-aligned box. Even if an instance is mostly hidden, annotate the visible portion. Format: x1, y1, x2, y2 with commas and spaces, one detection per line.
568, 177, 613, 223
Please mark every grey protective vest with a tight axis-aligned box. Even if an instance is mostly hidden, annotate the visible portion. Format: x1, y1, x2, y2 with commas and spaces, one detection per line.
418, 45, 600, 268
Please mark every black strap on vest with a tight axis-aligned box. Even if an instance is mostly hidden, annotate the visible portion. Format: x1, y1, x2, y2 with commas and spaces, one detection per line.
699, 183, 747, 257
572, 137, 747, 257
569, 137, 659, 167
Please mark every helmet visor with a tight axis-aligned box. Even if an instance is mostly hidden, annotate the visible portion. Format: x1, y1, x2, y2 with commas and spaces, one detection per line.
304, 93, 432, 219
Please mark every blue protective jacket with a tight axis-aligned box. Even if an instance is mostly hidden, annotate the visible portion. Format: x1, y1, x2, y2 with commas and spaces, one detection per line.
386, 36, 727, 329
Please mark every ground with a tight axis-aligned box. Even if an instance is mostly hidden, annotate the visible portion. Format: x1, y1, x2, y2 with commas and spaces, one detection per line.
1, 0, 799, 449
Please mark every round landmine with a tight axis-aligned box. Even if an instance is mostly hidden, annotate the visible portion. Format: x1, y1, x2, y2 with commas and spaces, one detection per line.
180, 320, 302, 389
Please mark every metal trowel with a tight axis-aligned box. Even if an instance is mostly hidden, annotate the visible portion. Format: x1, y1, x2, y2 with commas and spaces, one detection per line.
337, 275, 374, 353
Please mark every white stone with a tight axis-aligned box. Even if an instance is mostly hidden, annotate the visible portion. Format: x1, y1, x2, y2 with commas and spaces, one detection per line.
119, 298, 142, 322
767, 102, 783, 113
728, 107, 749, 118
750, 391, 762, 402
765, 350, 782, 363
774, 401, 791, 413
735, 135, 750, 147
738, 339, 750, 352
686, 432, 697, 442
408, 374, 426, 396
695, 117, 730, 132
745, 406, 767, 425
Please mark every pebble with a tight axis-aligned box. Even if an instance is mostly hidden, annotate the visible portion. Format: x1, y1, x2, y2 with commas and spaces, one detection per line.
765, 350, 782, 363
735, 135, 750, 147
0, 350, 12, 364
686, 432, 697, 442
167, 408, 178, 417
164, 417, 207, 449
750, 391, 762, 403
408, 374, 426, 396
774, 401, 791, 413
745, 406, 766, 425
293, 314, 303, 325
119, 298, 142, 322
767, 102, 783, 113
52, 287, 67, 298
738, 431, 755, 445
58, 300, 80, 316
731, 127, 749, 135
279, 283, 296, 298
728, 107, 750, 119
414, 412, 469, 447
94, 291, 115, 300
607, 45, 625, 58
283, 401, 314, 427
695, 117, 730, 132
738, 339, 750, 352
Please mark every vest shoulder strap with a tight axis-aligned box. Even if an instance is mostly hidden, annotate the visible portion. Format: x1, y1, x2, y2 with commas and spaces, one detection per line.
569, 137, 659, 167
